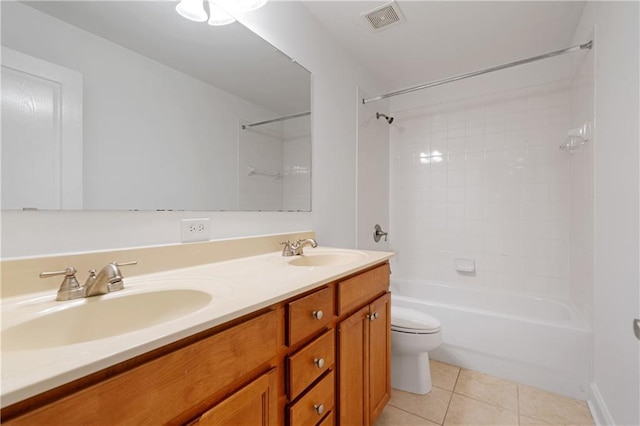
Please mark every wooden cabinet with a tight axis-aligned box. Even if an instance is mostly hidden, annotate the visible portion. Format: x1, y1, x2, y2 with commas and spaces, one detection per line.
338, 292, 391, 424
336, 263, 391, 424
287, 286, 334, 346
286, 287, 335, 425
3, 262, 391, 426
4, 310, 279, 425
367, 293, 392, 421
288, 329, 335, 400
288, 370, 335, 426
196, 369, 278, 426
337, 263, 390, 315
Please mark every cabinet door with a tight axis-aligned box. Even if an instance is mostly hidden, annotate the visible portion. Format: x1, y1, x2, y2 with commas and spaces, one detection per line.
338, 305, 369, 425
368, 293, 391, 423
197, 369, 278, 426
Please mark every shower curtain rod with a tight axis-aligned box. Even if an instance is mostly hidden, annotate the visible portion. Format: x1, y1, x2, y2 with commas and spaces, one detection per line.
241, 111, 311, 130
362, 41, 593, 104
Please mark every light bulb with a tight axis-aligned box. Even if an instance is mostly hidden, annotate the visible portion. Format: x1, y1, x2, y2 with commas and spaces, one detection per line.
208, 1, 236, 25
176, 0, 207, 22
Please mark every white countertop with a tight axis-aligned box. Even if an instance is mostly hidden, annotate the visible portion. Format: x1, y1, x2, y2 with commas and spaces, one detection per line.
1, 246, 394, 408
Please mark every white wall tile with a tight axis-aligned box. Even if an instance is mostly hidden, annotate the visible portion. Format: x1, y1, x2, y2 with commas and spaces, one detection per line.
390, 81, 574, 298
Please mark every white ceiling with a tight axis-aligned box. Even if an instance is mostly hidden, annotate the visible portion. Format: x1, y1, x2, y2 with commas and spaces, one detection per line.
302, 1, 586, 92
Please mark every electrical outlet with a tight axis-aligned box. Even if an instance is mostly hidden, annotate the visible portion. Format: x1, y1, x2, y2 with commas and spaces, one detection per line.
180, 218, 211, 243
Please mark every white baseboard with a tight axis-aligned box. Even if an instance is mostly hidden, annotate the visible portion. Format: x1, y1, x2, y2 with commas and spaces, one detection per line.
589, 383, 615, 425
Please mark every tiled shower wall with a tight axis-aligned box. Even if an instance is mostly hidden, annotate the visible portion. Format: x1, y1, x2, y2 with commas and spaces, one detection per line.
238, 117, 311, 212
568, 48, 594, 322
390, 81, 574, 299
283, 117, 311, 211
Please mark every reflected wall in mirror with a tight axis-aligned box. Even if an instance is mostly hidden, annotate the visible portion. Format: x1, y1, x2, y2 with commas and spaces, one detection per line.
1, 1, 311, 211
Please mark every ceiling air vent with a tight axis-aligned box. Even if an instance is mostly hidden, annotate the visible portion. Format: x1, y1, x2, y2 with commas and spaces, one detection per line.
361, 1, 405, 31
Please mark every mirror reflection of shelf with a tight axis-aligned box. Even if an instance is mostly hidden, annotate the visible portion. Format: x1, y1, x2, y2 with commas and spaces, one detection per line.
247, 166, 282, 180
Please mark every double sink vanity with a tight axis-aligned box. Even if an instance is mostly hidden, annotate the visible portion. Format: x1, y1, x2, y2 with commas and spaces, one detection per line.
1, 232, 394, 425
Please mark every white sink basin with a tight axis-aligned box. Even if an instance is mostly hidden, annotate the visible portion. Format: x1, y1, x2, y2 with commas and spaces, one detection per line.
287, 251, 367, 267
2, 289, 212, 351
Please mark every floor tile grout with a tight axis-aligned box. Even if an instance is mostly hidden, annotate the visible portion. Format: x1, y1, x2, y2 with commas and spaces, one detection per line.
450, 390, 519, 414
381, 361, 594, 426
386, 402, 441, 424
440, 365, 462, 425
516, 383, 521, 425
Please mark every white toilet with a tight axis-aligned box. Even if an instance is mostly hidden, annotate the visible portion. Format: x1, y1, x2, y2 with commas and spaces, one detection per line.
391, 305, 442, 394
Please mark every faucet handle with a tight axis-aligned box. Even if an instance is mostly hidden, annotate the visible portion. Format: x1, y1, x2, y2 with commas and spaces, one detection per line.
280, 241, 295, 257
373, 224, 388, 242
40, 267, 85, 301
39, 266, 77, 279
114, 261, 138, 268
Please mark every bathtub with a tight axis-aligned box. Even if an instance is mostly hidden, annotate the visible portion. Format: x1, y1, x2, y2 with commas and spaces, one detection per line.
391, 279, 592, 400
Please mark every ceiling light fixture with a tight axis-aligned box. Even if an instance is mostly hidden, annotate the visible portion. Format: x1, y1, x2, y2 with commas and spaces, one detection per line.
176, 0, 268, 26
176, 0, 208, 22
207, 0, 235, 26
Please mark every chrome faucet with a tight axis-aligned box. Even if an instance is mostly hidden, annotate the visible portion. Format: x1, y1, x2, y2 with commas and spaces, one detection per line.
39, 267, 85, 301
281, 238, 318, 256
84, 261, 137, 297
40, 261, 137, 300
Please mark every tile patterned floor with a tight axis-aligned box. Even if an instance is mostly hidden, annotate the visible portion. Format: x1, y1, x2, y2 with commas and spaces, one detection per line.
375, 360, 595, 426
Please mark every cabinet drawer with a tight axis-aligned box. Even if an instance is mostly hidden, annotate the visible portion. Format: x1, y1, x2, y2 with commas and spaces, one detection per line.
287, 287, 333, 346
318, 411, 335, 426
289, 371, 335, 426
6, 310, 278, 425
337, 263, 390, 315
288, 329, 335, 399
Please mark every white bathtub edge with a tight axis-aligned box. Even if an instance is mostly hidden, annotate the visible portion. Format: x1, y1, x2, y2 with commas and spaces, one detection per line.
588, 383, 615, 426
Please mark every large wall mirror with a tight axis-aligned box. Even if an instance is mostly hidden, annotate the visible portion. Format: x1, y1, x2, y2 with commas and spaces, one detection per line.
1, 1, 311, 211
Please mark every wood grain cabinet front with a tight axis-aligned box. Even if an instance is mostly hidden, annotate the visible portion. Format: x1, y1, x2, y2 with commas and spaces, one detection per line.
4, 310, 278, 425
338, 292, 391, 425
318, 410, 335, 426
337, 263, 390, 316
288, 329, 335, 400
287, 286, 334, 346
288, 370, 335, 426
195, 369, 278, 426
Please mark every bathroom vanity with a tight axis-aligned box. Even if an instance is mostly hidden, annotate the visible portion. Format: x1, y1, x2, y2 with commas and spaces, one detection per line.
1, 236, 393, 425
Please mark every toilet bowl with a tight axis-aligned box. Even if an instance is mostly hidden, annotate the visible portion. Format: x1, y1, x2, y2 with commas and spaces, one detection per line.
391, 305, 442, 394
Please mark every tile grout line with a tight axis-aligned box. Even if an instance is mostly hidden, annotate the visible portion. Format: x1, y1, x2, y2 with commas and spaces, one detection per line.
386, 402, 439, 424
517, 383, 521, 425
450, 389, 520, 415
450, 367, 522, 415
441, 366, 462, 425
388, 382, 453, 425
385, 362, 594, 426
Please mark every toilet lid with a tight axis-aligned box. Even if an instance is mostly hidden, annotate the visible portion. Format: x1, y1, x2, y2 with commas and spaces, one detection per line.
391, 306, 441, 332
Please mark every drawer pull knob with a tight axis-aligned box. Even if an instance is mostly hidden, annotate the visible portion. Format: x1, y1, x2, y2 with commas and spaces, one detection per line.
367, 312, 379, 321
312, 310, 324, 320
313, 357, 325, 369
314, 403, 325, 415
